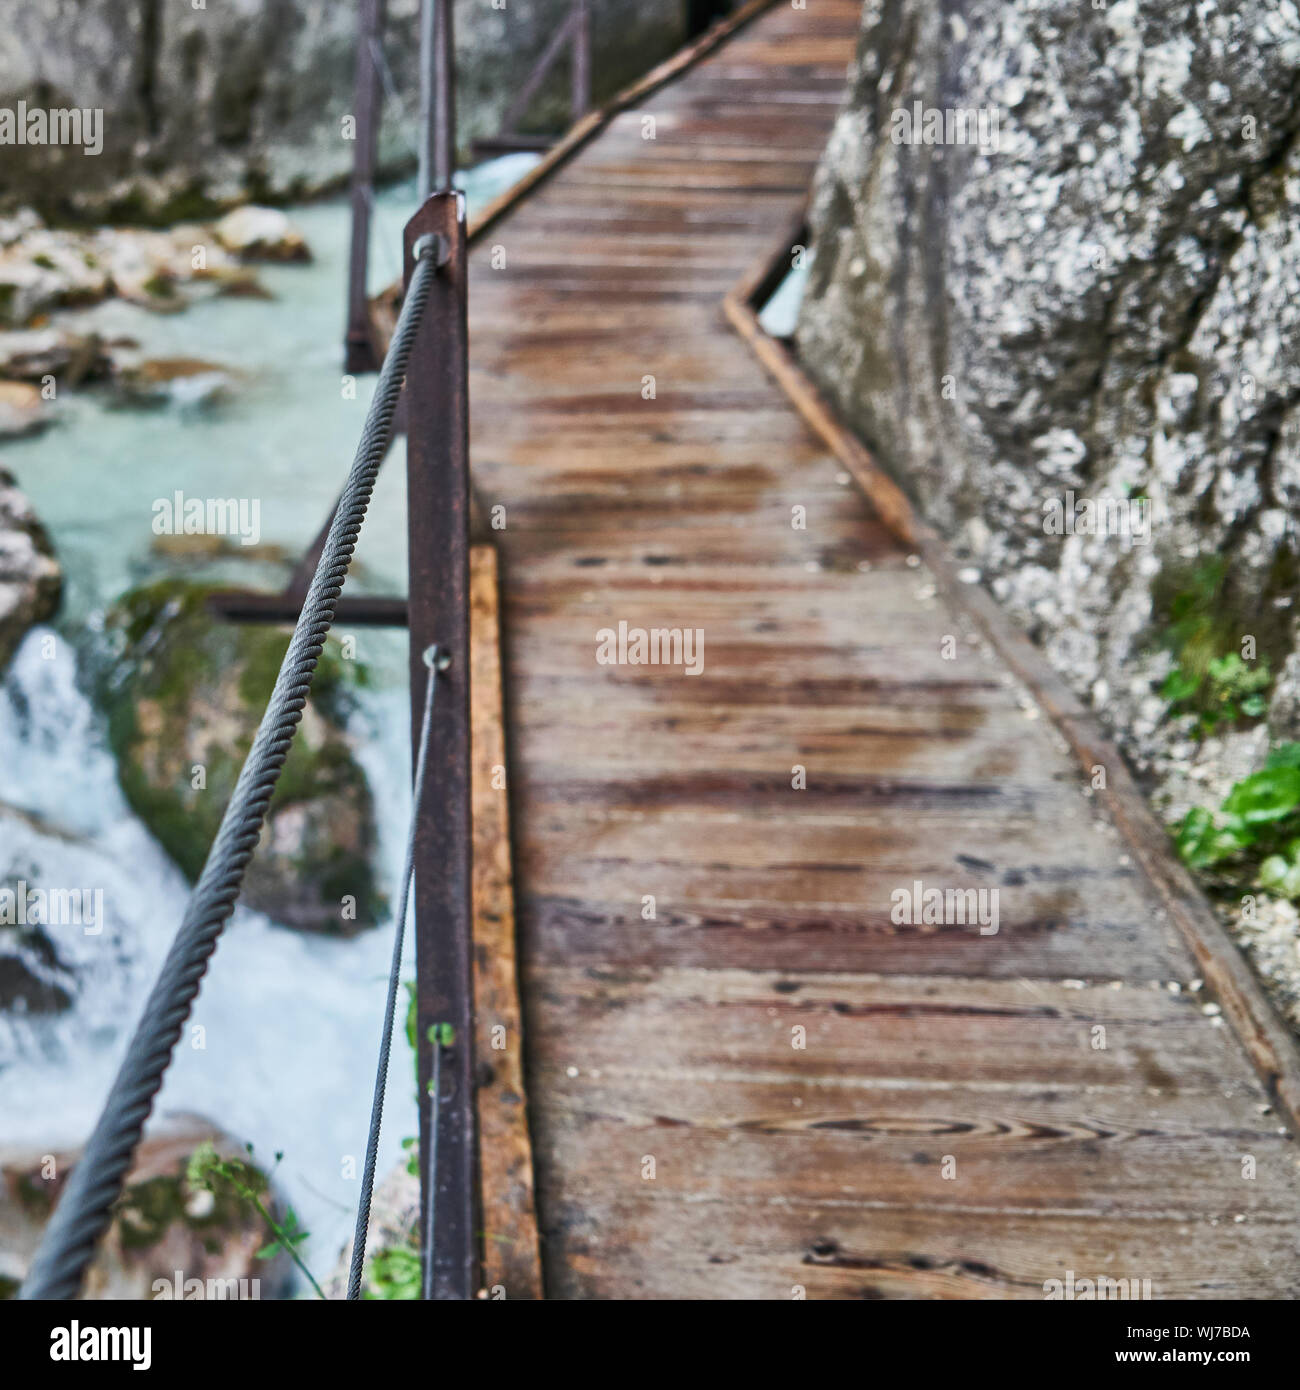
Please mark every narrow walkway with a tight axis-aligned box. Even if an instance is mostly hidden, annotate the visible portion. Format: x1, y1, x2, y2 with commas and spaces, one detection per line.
469, 0, 1300, 1297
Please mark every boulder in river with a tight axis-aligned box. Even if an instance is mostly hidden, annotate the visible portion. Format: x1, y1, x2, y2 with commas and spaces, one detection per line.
100, 579, 381, 935
214, 206, 311, 263
0, 223, 113, 326
0, 468, 62, 674
0, 210, 274, 327
0, 1119, 290, 1299
0, 380, 49, 439
110, 357, 237, 411
0, 916, 74, 1016
0, 327, 113, 384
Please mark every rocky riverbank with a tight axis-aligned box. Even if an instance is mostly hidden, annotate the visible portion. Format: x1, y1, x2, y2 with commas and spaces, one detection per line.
0, 203, 313, 443
796, 0, 1300, 1029
0, 203, 312, 705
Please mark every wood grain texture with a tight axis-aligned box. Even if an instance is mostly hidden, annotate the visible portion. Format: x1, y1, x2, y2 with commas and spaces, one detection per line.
470, 544, 543, 1299
464, 0, 1300, 1297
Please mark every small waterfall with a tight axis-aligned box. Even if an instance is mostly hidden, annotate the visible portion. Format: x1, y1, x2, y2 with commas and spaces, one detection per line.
0, 628, 419, 1286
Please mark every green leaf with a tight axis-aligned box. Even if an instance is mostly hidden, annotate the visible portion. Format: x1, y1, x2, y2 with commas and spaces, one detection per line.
1241, 694, 1267, 717
1176, 806, 1253, 868
1161, 667, 1201, 703
1259, 855, 1290, 890
1177, 808, 1228, 868
1265, 743, 1300, 771
1222, 767, 1300, 825
1207, 654, 1244, 684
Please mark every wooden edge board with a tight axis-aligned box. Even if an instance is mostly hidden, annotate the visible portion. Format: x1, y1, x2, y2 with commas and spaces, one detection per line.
723, 224, 1300, 1139
470, 543, 544, 1299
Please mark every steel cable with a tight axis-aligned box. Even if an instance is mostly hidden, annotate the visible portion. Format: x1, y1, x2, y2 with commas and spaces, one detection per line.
20, 244, 440, 1302
346, 644, 444, 1300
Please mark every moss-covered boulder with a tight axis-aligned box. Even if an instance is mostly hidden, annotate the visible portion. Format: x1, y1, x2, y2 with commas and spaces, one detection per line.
0, 1121, 291, 1299
100, 578, 381, 934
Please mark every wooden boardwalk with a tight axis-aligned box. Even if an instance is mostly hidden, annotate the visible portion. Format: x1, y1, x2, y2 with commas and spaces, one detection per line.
467, 0, 1300, 1298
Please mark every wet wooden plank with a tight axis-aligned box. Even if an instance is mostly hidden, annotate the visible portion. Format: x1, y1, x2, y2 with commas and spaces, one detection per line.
537, 1199, 1300, 1300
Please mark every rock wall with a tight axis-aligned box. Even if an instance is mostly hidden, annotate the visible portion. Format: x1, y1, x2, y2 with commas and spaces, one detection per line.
797, 0, 1300, 783
0, 0, 687, 221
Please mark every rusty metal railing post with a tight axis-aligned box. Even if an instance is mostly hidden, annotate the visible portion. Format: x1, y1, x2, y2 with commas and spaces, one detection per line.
345, 0, 386, 373
402, 191, 475, 1300
428, 0, 456, 194
571, 0, 592, 120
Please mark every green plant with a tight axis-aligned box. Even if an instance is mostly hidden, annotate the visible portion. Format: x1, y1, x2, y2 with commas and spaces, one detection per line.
1176, 743, 1300, 897
364, 1244, 421, 1300
401, 983, 419, 1175
186, 1141, 325, 1299
1161, 651, 1271, 737
1154, 557, 1277, 738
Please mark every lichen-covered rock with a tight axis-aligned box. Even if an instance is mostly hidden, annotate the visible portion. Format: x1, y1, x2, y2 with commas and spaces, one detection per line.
797, 0, 1300, 778
100, 579, 381, 934
0, 1120, 291, 1299
0, 0, 687, 222
0, 468, 62, 673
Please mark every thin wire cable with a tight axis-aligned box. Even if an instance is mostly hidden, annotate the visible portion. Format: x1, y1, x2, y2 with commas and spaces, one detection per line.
347, 647, 443, 1300
19, 244, 441, 1302
369, 36, 424, 167
366, 34, 427, 283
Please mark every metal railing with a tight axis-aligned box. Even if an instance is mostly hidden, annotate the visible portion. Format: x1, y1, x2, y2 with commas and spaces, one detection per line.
19, 191, 477, 1301
346, 0, 458, 375
474, 0, 592, 159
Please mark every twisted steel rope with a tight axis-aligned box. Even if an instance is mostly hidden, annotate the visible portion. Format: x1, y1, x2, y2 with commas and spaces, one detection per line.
346, 644, 444, 1301
20, 245, 440, 1301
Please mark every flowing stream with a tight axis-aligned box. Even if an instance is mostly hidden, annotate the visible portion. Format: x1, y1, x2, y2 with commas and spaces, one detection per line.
0, 156, 537, 1294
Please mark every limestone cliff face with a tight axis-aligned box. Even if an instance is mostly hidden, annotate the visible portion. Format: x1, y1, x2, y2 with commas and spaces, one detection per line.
0, 0, 685, 220
797, 0, 1300, 781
